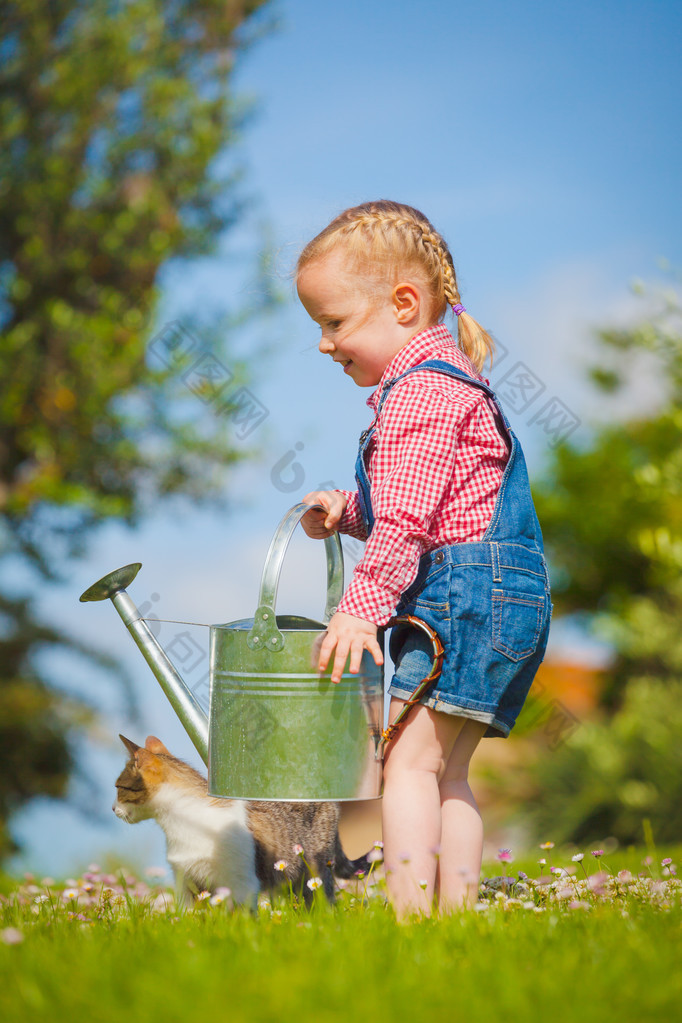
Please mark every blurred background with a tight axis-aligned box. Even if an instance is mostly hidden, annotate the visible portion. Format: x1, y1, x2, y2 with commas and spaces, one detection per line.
1, 0, 681, 877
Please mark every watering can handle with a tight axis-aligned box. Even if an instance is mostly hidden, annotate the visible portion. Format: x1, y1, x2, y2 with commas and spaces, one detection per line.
247, 503, 344, 652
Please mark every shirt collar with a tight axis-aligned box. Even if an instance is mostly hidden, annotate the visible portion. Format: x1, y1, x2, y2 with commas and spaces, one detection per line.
367, 323, 466, 411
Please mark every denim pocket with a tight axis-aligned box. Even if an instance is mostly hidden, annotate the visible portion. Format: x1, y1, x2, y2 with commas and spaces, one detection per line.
399, 561, 450, 612
491, 588, 545, 662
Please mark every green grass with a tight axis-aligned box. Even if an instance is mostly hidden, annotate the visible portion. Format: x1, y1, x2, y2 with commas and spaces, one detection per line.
1, 847, 680, 1023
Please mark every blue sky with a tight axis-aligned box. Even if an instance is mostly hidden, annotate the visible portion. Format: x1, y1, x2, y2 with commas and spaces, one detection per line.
11, 0, 682, 876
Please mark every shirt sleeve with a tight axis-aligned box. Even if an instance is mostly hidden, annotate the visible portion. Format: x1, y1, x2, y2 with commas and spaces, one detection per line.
335, 489, 368, 541
337, 381, 478, 626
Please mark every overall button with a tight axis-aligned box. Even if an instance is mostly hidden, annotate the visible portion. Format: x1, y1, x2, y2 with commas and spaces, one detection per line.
434, 550, 445, 564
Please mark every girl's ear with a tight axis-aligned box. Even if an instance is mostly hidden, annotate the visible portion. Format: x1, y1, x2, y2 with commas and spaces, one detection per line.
392, 282, 421, 323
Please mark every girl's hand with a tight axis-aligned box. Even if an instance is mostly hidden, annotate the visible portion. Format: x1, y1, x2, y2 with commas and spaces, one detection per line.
313, 611, 384, 684
301, 490, 347, 538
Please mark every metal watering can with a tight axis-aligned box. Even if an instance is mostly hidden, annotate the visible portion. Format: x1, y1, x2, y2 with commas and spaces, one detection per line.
80, 503, 386, 801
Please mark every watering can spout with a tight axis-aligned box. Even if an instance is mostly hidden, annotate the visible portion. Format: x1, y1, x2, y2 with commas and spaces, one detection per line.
79, 564, 209, 764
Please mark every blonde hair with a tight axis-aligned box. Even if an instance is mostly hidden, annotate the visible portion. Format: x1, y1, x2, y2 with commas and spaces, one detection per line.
296, 200, 495, 372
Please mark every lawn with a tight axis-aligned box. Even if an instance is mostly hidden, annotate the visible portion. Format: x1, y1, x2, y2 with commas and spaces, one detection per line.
1, 846, 680, 1023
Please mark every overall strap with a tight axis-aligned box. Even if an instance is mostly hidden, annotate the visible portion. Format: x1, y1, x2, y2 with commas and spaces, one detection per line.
380, 359, 513, 450
355, 357, 524, 540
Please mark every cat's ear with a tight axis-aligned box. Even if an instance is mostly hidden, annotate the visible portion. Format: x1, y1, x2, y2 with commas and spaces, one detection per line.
135, 746, 165, 782
145, 736, 169, 755
118, 735, 164, 781
119, 734, 141, 757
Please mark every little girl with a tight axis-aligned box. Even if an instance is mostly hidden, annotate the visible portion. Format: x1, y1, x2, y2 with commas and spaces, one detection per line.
297, 200, 551, 917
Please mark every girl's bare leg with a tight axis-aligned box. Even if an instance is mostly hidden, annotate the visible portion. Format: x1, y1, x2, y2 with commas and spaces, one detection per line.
382, 700, 467, 919
436, 718, 487, 912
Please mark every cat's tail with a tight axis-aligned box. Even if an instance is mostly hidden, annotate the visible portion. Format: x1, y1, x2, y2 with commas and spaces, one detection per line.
332, 836, 374, 879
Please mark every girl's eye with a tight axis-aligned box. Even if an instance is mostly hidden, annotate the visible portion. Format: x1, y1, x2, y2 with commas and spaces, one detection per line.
326, 320, 342, 330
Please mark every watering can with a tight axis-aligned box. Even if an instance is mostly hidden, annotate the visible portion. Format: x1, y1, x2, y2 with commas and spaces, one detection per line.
79, 503, 386, 801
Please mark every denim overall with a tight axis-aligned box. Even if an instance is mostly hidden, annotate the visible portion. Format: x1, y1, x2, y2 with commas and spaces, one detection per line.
355, 359, 552, 738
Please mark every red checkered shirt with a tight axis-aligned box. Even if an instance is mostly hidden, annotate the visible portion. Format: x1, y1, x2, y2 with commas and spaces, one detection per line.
335, 323, 510, 626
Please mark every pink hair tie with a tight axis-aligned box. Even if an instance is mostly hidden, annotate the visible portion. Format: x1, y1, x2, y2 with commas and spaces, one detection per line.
452, 303, 466, 316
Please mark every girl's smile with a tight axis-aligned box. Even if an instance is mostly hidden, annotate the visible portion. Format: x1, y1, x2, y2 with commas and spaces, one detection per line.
297, 251, 423, 387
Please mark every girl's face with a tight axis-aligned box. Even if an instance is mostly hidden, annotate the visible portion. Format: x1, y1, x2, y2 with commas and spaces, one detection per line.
297, 251, 412, 387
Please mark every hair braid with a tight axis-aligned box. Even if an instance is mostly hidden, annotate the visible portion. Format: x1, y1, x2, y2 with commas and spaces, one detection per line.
297, 200, 495, 372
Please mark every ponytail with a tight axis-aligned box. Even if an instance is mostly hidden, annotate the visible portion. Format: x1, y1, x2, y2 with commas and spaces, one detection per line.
448, 305, 496, 374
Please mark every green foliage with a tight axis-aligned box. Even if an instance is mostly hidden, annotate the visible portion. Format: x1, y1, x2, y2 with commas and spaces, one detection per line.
0, 0, 272, 858
526, 679, 682, 847
518, 280, 682, 846
1, 0, 272, 546
0, 587, 134, 861
534, 281, 682, 707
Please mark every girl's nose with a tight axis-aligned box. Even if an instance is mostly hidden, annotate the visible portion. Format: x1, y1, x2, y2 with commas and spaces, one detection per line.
319, 335, 335, 355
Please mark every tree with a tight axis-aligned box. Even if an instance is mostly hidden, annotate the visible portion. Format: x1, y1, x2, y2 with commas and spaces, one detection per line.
0, 0, 273, 858
525, 678, 682, 847
514, 279, 682, 845
533, 281, 682, 708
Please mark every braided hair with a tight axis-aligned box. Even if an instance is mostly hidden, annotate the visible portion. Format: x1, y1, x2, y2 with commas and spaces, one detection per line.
296, 200, 495, 372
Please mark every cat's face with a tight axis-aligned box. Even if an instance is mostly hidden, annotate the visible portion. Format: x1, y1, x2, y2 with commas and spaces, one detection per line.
113, 760, 152, 823
113, 734, 169, 824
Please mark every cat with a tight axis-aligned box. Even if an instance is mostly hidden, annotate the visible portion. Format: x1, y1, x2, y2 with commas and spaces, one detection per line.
113, 734, 371, 909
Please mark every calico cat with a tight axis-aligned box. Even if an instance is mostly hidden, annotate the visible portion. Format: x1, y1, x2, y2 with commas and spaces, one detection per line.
113, 734, 370, 908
